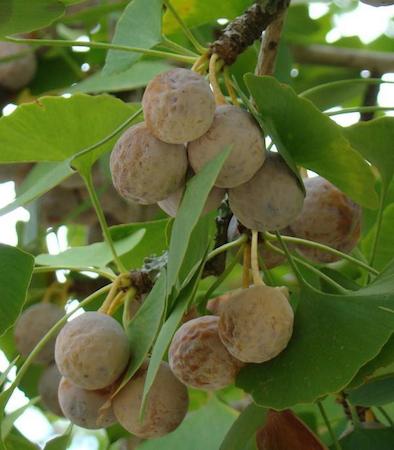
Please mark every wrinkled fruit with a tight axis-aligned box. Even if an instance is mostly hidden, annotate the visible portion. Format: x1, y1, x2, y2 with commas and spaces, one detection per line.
14, 303, 64, 365
169, 316, 243, 390
113, 361, 188, 438
55, 312, 130, 390
229, 152, 304, 232
38, 364, 63, 416
142, 68, 215, 144
110, 123, 188, 205
219, 285, 294, 363
58, 377, 116, 429
288, 176, 361, 263
188, 105, 265, 188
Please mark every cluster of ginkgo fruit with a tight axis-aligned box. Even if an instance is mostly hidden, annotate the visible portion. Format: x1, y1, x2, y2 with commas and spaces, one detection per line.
109, 65, 362, 399
11, 61, 362, 441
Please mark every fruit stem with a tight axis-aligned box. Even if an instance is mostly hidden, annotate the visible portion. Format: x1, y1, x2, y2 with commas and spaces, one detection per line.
99, 273, 132, 314
202, 245, 244, 308
251, 230, 265, 286
107, 288, 135, 316
83, 171, 128, 274
3, 36, 198, 64
122, 288, 139, 328
273, 231, 306, 286
265, 241, 348, 294
161, 36, 199, 57
163, 0, 207, 55
264, 232, 379, 276
191, 53, 209, 73
243, 243, 252, 288
207, 233, 248, 260
0, 284, 112, 415
223, 67, 240, 106
209, 53, 227, 105
33, 265, 117, 281
317, 401, 342, 450
369, 187, 386, 268
73, 107, 143, 161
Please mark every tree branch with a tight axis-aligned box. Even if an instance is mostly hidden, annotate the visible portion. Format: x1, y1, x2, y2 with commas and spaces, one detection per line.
360, 70, 381, 121
291, 44, 394, 73
210, 0, 290, 65
255, 9, 287, 76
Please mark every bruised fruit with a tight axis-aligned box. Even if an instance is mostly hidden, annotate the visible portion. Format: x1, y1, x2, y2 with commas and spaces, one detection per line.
110, 123, 188, 205
113, 361, 188, 438
142, 68, 215, 144
0, 42, 37, 90
55, 312, 129, 390
227, 215, 286, 269
14, 303, 64, 364
188, 105, 265, 188
218, 285, 294, 363
158, 183, 225, 217
288, 176, 361, 263
169, 316, 243, 390
228, 152, 304, 231
58, 377, 116, 429
38, 364, 63, 416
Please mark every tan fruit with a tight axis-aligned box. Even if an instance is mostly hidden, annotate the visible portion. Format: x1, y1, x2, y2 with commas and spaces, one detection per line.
110, 123, 188, 205
38, 364, 63, 416
169, 316, 243, 390
142, 68, 215, 144
113, 361, 188, 438
218, 285, 294, 363
14, 303, 64, 365
228, 152, 304, 231
227, 215, 286, 269
188, 105, 265, 188
0, 42, 37, 91
58, 377, 116, 429
206, 291, 238, 316
100, 184, 159, 224
158, 183, 225, 217
55, 312, 130, 390
288, 176, 361, 263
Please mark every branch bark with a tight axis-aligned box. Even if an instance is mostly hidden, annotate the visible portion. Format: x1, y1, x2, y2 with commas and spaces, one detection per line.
255, 9, 287, 76
210, 0, 290, 65
291, 44, 394, 73
360, 70, 382, 121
